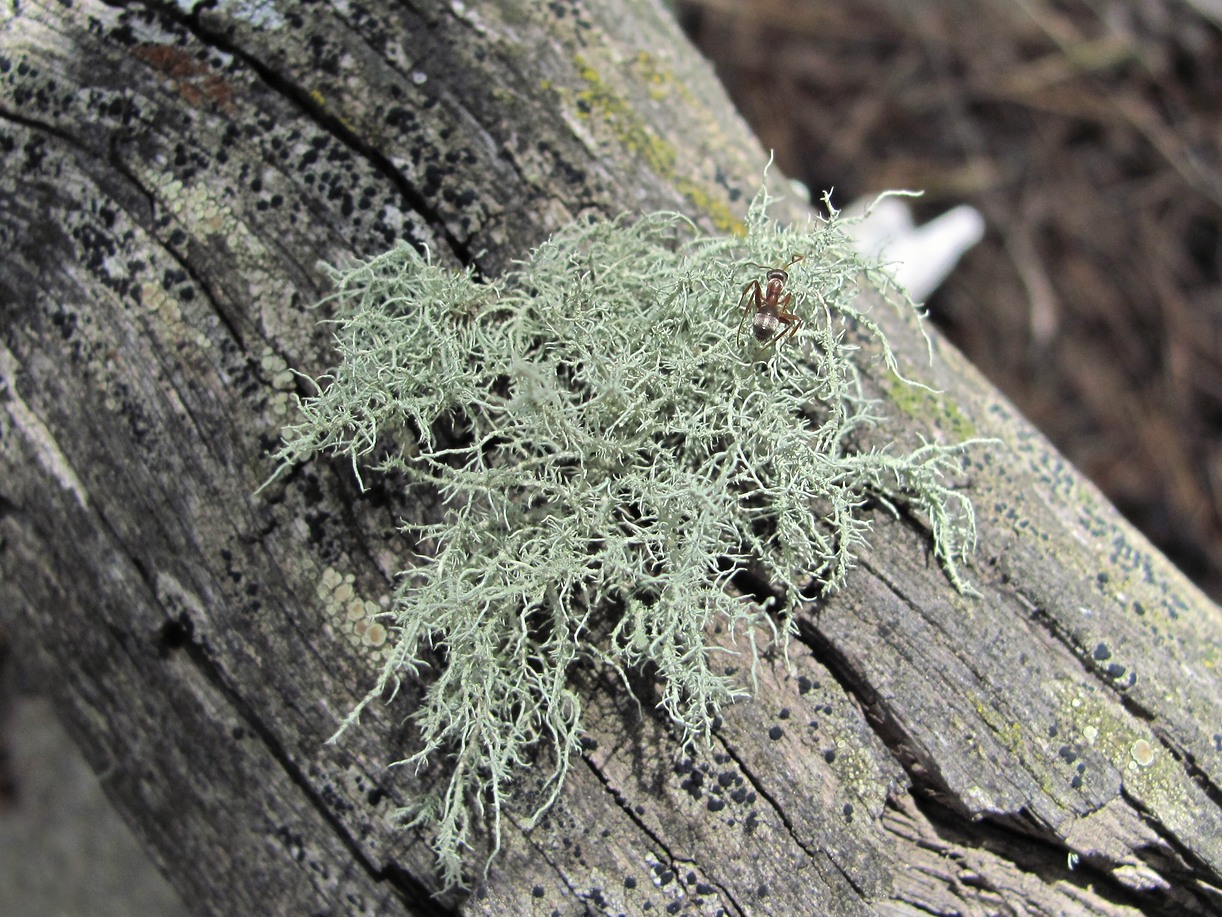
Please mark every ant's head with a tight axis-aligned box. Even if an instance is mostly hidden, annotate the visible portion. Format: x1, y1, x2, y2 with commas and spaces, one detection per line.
753, 254, 804, 284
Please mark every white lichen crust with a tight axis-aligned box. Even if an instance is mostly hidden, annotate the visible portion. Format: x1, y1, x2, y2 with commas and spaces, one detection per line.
269, 188, 981, 888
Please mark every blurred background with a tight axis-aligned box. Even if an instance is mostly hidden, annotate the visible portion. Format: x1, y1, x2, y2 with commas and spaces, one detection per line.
678, 0, 1222, 601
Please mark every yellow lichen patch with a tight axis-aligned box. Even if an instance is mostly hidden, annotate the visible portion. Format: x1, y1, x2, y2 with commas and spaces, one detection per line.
260, 348, 294, 387
673, 176, 744, 237
1054, 681, 1179, 800
150, 173, 231, 236
259, 347, 284, 376
362, 621, 389, 648
969, 695, 1029, 763
1130, 739, 1155, 767
317, 566, 391, 661
884, 377, 978, 439
141, 281, 174, 317
562, 56, 743, 235
630, 49, 696, 108
268, 390, 292, 416
138, 271, 218, 356
572, 56, 676, 177
308, 87, 357, 134
260, 347, 298, 415
133, 163, 295, 325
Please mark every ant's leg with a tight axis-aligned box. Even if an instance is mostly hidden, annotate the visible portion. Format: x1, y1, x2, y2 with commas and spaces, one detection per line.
769, 314, 802, 349
737, 281, 762, 344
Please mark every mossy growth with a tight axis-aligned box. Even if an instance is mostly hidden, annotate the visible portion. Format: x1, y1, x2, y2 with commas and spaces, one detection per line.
268, 187, 983, 889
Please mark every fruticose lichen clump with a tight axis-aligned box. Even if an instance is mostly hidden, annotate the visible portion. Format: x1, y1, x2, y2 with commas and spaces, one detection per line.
270, 188, 981, 888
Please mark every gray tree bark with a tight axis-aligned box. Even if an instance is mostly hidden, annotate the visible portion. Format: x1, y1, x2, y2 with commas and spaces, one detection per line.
2, 1, 1220, 914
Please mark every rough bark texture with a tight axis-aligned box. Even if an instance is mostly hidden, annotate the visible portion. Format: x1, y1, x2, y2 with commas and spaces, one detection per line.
2, 1, 1220, 915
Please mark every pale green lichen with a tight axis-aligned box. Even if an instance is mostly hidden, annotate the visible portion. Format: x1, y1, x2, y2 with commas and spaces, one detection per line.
268, 187, 983, 888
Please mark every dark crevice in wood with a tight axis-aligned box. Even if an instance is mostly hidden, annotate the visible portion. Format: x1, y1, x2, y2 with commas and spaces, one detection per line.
1152, 733, 1222, 820
0, 635, 16, 810
0, 104, 102, 162
507, 820, 590, 917
0, 100, 152, 236
897, 792, 1217, 917
577, 737, 748, 916
802, 578, 1220, 915
1, 101, 247, 354
1016, 585, 1158, 712
125, 0, 472, 270
1115, 783, 1222, 914
794, 612, 1083, 892
374, 863, 455, 917
793, 607, 941, 789
164, 610, 448, 913
89, 508, 443, 908
1015, 584, 1222, 814
711, 728, 871, 901
155, 226, 249, 355
577, 746, 682, 859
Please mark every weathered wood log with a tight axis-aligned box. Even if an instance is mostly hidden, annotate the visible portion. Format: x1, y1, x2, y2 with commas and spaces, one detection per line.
2, 1, 1220, 914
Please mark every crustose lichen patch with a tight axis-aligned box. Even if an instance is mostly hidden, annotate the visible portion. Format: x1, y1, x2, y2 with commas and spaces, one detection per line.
267, 187, 984, 889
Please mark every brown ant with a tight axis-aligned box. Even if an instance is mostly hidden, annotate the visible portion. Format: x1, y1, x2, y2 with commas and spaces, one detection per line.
737, 255, 804, 350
